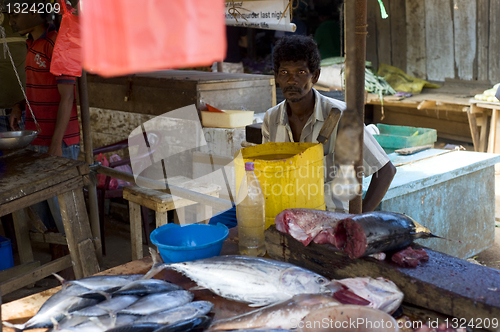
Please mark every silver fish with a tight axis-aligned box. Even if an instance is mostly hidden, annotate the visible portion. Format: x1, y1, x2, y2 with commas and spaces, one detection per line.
53, 273, 144, 292
146, 249, 331, 307
151, 315, 212, 332
3, 285, 99, 330
208, 294, 341, 330
56, 314, 139, 332
112, 279, 183, 296
134, 301, 214, 325
119, 290, 194, 316
71, 295, 140, 317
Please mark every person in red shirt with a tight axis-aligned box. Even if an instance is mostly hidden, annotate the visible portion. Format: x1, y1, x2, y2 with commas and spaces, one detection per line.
8, 0, 80, 159
7, 0, 80, 241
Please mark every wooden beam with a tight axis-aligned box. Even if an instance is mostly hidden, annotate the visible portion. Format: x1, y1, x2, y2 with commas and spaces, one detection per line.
0, 256, 71, 295
265, 226, 500, 332
29, 232, 68, 245
0, 261, 40, 283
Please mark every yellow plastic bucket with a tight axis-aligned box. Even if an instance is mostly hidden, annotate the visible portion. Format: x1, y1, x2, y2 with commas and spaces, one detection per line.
234, 142, 325, 229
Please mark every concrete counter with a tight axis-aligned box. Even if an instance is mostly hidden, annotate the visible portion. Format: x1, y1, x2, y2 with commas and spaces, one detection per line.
363, 149, 500, 259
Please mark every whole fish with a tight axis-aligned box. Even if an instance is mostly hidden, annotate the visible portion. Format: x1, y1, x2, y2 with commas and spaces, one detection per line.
334, 211, 439, 258
53, 273, 144, 292
55, 314, 139, 332
134, 301, 214, 325
275, 209, 351, 246
327, 277, 404, 314
146, 249, 331, 307
208, 294, 341, 330
119, 290, 194, 316
70, 295, 140, 317
3, 284, 99, 330
111, 279, 183, 296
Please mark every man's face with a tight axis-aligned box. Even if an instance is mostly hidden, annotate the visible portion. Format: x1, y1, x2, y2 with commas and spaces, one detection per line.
275, 60, 319, 103
9, 12, 37, 35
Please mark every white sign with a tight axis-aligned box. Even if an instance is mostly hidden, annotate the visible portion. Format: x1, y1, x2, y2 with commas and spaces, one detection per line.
225, 0, 296, 32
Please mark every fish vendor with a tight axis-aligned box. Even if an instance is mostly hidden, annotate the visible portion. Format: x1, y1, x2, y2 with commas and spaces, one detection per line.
262, 35, 396, 213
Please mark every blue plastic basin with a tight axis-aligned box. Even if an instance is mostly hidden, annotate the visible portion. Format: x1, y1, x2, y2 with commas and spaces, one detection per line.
0, 235, 14, 271
150, 223, 229, 263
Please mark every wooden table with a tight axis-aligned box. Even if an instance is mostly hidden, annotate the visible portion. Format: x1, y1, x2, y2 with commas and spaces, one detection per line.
468, 99, 500, 153
365, 83, 487, 144
0, 150, 100, 295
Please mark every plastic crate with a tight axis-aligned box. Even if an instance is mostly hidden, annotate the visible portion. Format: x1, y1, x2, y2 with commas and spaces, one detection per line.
372, 124, 437, 154
0, 235, 14, 271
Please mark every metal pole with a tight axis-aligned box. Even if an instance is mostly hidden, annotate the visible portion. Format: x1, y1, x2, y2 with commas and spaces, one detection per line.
95, 165, 233, 212
339, 0, 367, 214
78, 70, 103, 262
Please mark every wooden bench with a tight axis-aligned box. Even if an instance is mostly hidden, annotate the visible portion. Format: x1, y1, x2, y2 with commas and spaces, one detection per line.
123, 176, 221, 260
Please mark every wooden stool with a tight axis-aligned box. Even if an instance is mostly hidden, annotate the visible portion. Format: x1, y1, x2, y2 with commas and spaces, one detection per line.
123, 176, 221, 260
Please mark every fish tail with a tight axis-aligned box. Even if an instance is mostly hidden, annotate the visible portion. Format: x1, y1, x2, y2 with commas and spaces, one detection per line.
50, 317, 60, 330
142, 247, 168, 279
2, 321, 25, 331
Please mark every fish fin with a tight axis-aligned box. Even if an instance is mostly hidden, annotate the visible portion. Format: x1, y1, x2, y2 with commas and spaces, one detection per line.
189, 285, 208, 291
142, 247, 168, 280
52, 272, 68, 289
88, 317, 107, 330
50, 317, 60, 330
2, 321, 24, 331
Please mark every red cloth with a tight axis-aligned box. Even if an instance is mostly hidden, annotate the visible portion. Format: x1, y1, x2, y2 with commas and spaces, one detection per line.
81, 0, 227, 77
24, 25, 79, 146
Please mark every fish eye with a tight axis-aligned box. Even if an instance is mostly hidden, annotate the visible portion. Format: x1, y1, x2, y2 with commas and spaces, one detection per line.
317, 277, 327, 284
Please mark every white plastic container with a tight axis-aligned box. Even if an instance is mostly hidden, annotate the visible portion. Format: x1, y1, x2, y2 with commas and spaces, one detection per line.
201, 110, 254, 128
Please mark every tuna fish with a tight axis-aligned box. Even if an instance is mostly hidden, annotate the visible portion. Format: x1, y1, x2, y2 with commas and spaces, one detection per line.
134, 301, 214, 325
118, 290, 194, 316
208, 294, 341, 330
3, 285, 99, 330
334, 211, 439, 258
274, 209, 351, 246
327, 277, 404, 314
53, 273, 144, 292
111, 279, 183, 296
70, 295, 140, 317
146, 249, 331, 307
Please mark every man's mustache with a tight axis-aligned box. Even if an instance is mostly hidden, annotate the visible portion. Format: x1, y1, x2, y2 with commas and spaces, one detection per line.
283, 87, 301, 93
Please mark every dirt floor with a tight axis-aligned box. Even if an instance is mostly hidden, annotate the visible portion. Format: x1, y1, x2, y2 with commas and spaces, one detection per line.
2, 139, 500, 303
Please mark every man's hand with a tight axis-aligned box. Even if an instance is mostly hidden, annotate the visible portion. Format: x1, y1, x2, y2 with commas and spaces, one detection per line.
48, 141, 63, 157
9, 104, 23, 130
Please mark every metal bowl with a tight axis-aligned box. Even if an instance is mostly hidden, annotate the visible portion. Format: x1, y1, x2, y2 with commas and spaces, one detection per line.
0, 130, 38, 151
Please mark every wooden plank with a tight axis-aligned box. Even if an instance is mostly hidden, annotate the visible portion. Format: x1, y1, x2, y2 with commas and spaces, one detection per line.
265, 226, 500, 332
453, 0, 476, 80
389, 0, 406, 72
366, 0, 379, 70
489, 0, 500, 83
129, 201, 143, 261
29, 232, 68, 245
373, 104, 471, 123
0, 176, 83, 220
477, 0, 490, 82
487, 109, 498, 153
26, 206, 47, 233
425, 0, 454, 81
405, 0, 426, 78
480, 112, 491, 152
12, 209, 34, 264
0, 256, 72, 295
78, 239, 100, 278
58, 190, 99, 279
375, 0, 392, 68
0, 151, 86, 206
466, 107, 480, 151
155, 211, 169, 228
0, 261, 40, 283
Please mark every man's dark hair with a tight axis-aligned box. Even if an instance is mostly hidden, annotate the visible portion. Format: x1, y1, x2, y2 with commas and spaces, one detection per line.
272, 35, 321, 74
